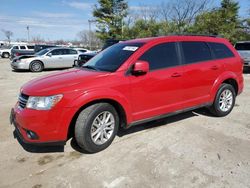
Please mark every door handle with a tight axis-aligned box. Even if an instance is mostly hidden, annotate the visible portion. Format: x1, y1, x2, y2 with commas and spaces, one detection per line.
171, 72, 182, 77
210, 65, 218, 70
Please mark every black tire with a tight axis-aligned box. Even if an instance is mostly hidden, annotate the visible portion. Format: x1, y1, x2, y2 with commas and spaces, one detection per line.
74, 103, 119, 153
30, 61, 43, 72
2, 52, 10, 58
209, 83, 236, 117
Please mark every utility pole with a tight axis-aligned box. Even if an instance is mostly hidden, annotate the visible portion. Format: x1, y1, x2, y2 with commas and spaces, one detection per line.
88, 20, 96, 50
26, 26, 30, 42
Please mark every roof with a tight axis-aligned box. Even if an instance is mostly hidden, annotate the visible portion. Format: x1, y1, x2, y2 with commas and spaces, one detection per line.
124, 35, 225, 44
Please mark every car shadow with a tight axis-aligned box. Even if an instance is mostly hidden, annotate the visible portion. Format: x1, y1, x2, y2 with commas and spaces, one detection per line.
14, 108, 214, 154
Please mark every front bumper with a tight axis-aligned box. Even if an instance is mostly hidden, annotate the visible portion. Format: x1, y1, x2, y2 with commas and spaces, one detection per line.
10, 103, 76, 145
11, 61, 29, 70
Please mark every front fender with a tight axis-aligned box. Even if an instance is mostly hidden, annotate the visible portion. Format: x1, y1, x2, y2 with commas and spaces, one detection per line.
68, 88, 133, 124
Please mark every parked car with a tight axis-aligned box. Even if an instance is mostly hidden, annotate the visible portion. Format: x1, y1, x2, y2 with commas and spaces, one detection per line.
11, 47, 79, 72
73, 48, 92, 54
76, 52, 96, 67
10, 35, 243, 153
235, 41, 250, 69
34, 44, 57, 53
0, 45, 12, 58
10, 45, 35, 59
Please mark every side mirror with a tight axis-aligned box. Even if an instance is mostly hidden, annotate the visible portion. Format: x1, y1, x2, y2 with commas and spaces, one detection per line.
132, 60, 149, 76
47, 53, 52, 57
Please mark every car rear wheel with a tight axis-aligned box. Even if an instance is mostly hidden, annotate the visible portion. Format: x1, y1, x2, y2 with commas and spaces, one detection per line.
30, 61, 43, 72
2, 52, 10, 58
209, 83, 236, 117
74, 103, 119, 153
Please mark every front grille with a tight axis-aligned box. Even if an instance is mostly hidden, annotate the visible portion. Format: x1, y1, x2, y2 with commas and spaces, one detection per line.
18, 93, 29, 109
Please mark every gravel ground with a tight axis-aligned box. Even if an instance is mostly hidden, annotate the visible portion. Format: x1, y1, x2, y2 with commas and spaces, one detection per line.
0, 58, 250, 188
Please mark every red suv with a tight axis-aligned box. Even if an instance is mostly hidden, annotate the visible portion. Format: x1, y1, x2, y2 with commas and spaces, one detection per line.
10, 35, 244, 153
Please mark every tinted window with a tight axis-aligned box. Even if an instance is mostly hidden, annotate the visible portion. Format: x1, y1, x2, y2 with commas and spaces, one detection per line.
68, 49, 77, 54
84, 42, 144, 72
51, 49, 63, 55
182, 42, 212, 64
209, 42, 234, 59
27, 45, 34, 49
78, 50, 87, 53
139, 42, 179, 70
12, 46, 18, 49
20, 46, 26, 50
235, 43, 250, 51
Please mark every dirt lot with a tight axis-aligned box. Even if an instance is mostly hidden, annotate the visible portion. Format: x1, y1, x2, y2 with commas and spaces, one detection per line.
0, 58, 250, 188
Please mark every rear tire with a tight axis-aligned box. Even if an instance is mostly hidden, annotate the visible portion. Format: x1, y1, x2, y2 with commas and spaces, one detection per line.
74, 103, 119, 153
30, 61, 43, 72
209, 83, 236, 117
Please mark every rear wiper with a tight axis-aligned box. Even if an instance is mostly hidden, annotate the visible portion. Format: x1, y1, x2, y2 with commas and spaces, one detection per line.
82, 65, 99, 71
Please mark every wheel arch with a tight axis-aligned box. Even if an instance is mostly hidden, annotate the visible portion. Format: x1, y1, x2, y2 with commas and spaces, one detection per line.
30, 59, 44, 68
67, 98, 128, 140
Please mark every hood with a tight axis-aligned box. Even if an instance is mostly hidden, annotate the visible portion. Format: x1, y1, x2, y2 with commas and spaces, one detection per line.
14, 55, 37, 61
22, 68, 109, 96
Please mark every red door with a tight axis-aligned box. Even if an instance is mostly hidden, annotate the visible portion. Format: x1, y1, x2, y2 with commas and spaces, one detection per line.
128, 42, 184, 121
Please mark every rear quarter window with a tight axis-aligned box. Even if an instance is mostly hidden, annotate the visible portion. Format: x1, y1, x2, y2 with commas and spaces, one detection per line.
208, 42, 234, 59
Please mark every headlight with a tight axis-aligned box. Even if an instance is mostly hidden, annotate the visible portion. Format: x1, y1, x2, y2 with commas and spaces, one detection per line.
26, 94, 63, 110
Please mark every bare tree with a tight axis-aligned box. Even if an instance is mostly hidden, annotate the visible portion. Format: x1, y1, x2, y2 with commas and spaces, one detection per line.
77, 30, 102, 49
169, 0, 211, 32
158, 2, 172, 22
2, 29, 13, 44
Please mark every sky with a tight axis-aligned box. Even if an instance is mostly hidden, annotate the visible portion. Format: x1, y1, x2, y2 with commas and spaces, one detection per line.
0, 0, 249, 41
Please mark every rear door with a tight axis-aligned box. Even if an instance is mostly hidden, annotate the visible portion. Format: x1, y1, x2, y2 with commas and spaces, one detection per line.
129, 42, 184, 121
44, 49, 65, 68
62, 49, 78, 67
180, 41, 224, 108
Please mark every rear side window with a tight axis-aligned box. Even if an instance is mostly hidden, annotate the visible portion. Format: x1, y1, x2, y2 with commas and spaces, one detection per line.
181, 42, 212, 64
139, 42, 179, 70
20, 46, 26, 50
209, 42, 234, 59
27, 45, 34, 49
235, 43, 250, 51
68, 49, 77, 54
51, 49, 63, 55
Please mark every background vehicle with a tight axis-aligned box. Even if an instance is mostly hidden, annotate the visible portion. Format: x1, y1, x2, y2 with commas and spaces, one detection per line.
10, 35, 243, 153
34, 44, 56, 53
11, 47, 80, 72
10, 45, 35, 59
76, 52, 96, 66
0, 45, 12, 58
73, 48, 92, 54
235, 41, 250, 69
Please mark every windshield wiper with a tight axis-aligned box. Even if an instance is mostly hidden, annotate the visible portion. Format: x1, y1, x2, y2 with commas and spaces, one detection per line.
82, 65, 100, 71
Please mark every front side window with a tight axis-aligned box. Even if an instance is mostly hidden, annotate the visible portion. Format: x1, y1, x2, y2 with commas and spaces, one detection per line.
139, 42, 179, 70
20, 46, 26, 50
83, 42, 144, 72
209, 42, 235, 59
182, 42, 212, 64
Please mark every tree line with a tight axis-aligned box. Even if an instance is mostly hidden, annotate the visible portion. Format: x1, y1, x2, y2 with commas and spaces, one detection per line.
93, 0, 250, 44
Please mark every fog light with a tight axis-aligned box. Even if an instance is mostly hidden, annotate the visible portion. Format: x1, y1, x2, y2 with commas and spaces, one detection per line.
26, 130, 39, 140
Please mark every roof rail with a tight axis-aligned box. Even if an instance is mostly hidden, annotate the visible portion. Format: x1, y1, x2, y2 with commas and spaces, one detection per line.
164, 33, 223, 38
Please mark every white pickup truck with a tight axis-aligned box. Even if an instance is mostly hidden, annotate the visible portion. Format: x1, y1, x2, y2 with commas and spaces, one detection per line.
0, 45, 34, 58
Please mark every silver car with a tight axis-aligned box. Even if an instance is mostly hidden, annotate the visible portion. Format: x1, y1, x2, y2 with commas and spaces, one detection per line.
11, 47, 80, 72
235, 41, 250, 68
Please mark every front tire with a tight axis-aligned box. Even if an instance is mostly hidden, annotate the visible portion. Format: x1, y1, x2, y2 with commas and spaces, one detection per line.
209, 83, 236, 117
2, 52, 10, 58
75, 103, 119, 153
30, 61, 43, 72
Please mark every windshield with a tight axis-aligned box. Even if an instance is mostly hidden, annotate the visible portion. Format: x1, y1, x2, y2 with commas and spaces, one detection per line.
235, 43, 250, 51
83, 42, 144, 72
35, 49, 50, 56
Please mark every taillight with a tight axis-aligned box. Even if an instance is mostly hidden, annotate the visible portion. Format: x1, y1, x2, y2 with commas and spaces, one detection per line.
15, 53, 20, 56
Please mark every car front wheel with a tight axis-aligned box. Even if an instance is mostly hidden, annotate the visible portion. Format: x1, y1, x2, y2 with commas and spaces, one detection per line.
209, 83, 236, 117
75, 103, 119, 153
